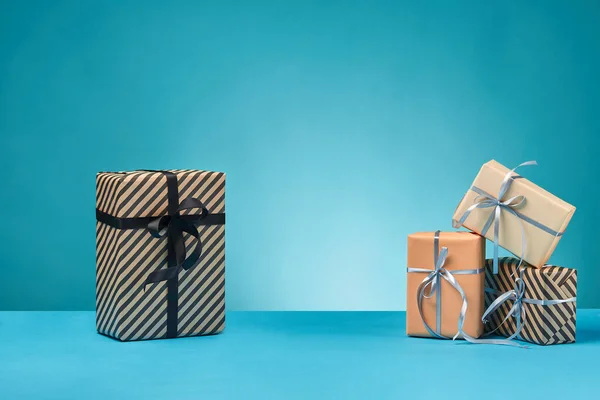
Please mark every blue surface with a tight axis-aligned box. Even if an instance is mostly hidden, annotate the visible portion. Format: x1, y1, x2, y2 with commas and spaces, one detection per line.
1, 311, 599, 399
1, 1, 599, 312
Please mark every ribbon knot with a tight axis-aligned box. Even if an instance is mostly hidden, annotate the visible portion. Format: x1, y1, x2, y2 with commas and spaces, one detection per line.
474, 193, 526, 212
513, 279, 526, 304
145, 197, 209, 287
421, 247, 448, 300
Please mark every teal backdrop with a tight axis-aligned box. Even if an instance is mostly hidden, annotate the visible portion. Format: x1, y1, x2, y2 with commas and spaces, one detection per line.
1, 1, 598, 311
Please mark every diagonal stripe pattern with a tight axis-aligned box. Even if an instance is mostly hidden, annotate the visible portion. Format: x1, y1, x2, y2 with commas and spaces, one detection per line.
484, 257, 576, 345
95, 170, 226, 341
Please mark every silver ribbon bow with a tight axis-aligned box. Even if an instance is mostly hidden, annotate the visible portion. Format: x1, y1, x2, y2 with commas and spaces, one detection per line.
483, 276, 528, 344
407, 231, 484, 340
453, 161, 538, 274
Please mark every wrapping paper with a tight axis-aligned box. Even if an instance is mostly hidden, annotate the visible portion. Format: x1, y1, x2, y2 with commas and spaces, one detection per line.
406, 231, 485, 339
95, 169, 225, 341
484, 257, 577, 345
452, 160, 575, 268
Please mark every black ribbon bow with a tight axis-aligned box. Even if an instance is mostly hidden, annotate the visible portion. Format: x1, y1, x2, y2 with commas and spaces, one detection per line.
145, 197, 208, 286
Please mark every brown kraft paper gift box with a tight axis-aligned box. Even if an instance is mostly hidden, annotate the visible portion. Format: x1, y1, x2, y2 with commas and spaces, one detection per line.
95, 169, 225, 341
406, 231, 485, 338
452, 160, 575, 268
484, 257, 577, 345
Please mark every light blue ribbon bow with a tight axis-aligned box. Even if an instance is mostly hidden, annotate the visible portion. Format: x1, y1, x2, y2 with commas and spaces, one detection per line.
483, 276, 528, 344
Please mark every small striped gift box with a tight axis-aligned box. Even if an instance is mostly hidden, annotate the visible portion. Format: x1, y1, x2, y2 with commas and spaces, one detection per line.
95, 169, 226, 341
484, 257, 577, 345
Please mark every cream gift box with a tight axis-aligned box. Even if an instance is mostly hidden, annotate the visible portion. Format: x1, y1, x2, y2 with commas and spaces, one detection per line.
452, 160, 575, 270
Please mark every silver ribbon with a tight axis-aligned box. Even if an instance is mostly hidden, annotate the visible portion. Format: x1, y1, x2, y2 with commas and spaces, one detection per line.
482, 269, 576, 347
407, 231, 484, 340
454, 161, 539, 275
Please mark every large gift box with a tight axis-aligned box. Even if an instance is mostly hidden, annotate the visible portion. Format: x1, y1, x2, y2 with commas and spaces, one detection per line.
483, 257, 577, 345
452, 160, 575, 269
406, 231, 485, 339
95, 169, 226, 341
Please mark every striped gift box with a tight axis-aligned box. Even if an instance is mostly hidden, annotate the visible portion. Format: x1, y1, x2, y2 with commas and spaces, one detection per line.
484, 257, 576, 345
95, 169, 225, 341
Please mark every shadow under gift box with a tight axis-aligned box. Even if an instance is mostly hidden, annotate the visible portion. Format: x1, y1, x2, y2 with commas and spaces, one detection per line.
95, 169, 226, 341
406, 232, 485, 339
484, 257, 577, 345
452, 160, 575, 268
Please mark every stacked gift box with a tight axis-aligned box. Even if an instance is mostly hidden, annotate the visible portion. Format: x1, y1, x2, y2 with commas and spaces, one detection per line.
406, 160, 577, 346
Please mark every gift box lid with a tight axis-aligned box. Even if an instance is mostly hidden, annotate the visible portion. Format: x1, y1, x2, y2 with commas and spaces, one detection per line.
96, 169, 225, 219
407, 231, 485, 272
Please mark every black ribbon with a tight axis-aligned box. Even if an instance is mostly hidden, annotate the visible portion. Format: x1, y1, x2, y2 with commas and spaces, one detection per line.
95, 170, 225, 338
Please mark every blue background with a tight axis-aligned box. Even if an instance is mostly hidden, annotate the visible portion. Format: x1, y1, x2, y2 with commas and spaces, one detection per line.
0, 0, 598, 311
